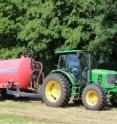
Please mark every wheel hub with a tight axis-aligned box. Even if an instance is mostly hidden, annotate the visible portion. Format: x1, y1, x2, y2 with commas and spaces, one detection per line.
45, 80, 61, 102
86, 90, 98, 106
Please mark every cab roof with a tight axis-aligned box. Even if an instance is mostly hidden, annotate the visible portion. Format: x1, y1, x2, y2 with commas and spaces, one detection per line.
55, 50, 93, 54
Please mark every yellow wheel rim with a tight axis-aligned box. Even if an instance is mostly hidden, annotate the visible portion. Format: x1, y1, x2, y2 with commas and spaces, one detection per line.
86, 90, 99, 106
45, 80, 61, 102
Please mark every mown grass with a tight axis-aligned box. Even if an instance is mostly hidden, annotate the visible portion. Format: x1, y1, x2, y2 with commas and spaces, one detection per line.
0, 114, 38, 124
0, 99, 117, 124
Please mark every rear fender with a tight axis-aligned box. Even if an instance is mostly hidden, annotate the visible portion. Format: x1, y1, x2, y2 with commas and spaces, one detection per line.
51, 69, 77, 86
51, 69, 78, 99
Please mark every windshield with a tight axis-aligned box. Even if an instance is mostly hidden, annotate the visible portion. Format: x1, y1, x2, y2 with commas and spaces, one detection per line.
91, 54, 98, 68
67, 54, 80, 69
58, 54, 80, 74
80, 53, 89, 70
80, 52, 98, 70
58, 52, 98, 73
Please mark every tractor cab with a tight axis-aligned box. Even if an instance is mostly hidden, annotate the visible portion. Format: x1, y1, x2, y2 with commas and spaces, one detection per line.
56, 50, 97, 82
42, 49, 117, 110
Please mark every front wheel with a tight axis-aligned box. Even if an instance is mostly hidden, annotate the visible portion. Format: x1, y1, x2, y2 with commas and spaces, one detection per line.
82, 84, 105, 110
42, 73, 71, 107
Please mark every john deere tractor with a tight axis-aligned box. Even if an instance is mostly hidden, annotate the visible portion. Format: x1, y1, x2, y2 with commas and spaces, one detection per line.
42, 50, 117, 110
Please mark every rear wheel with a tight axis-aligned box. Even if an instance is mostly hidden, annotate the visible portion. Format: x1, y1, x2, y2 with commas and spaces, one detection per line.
82, 84, 105, 110
42, 73, 71, 107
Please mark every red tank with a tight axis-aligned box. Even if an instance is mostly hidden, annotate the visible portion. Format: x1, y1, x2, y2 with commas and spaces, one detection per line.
0, 56, 32, 90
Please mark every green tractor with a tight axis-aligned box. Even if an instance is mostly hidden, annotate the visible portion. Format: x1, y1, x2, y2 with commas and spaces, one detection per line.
42, 50, 117, 110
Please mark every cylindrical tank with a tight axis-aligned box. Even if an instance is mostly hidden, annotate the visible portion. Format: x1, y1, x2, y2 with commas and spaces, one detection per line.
0, 56, 32, 90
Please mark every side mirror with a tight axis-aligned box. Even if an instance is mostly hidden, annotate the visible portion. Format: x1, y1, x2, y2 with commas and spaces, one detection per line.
99, 54, 105, 64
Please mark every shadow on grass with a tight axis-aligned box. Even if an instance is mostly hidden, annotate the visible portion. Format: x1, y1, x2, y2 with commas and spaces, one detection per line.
0, 94, 42, 102
67, 101, 117, 111
0, 95, 116, 111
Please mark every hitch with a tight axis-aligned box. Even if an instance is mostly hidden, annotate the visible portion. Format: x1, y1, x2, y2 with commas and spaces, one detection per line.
6, 84, 41, 98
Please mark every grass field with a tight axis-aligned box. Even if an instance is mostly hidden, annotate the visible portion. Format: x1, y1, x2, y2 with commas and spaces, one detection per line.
0, 98, 117, 124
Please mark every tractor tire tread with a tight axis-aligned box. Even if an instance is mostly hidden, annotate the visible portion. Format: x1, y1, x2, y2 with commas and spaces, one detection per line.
42, 73, 71, 107
82, 84, 105, 110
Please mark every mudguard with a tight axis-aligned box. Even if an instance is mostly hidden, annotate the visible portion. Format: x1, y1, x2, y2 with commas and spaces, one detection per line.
51, 69, 79, 99
51, 69, 77, 86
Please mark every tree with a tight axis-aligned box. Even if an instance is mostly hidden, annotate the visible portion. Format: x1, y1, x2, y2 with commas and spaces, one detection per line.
0, 0, 116, 71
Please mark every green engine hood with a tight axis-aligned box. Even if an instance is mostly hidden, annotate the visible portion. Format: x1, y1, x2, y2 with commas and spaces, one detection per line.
91, 69, 117, 92
92, 69, 117, 75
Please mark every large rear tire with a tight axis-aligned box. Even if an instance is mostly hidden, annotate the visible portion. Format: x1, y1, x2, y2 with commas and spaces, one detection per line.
42, 73, 71, 107
82, 84, 105, 110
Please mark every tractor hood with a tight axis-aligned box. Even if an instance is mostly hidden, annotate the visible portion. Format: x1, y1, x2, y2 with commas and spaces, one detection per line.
92, 69, 117, 75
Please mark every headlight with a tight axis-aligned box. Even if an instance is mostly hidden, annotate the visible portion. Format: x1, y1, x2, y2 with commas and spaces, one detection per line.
107, 75, 117, 85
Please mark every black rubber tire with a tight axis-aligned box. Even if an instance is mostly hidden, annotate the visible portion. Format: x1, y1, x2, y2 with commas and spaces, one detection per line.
82, 84, 105, 110
42, 73, 71, 107
110, 97, 117, 107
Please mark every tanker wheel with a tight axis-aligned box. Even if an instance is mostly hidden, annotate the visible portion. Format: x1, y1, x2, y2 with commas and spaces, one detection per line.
110, 96, 117, 107
82, 84, 105, 110
42, 73, 71, 107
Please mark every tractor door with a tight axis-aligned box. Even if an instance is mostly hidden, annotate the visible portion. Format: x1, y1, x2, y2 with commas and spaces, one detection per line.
58, 54, 81, 82
80, 52, 98, 83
